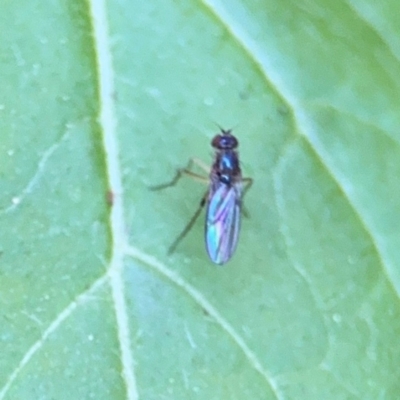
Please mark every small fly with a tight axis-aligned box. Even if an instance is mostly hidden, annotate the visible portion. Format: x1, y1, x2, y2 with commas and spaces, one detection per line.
151, 128, 252, 265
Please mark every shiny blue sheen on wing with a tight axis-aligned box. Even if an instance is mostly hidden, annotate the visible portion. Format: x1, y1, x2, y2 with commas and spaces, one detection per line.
205, 183, 242, 265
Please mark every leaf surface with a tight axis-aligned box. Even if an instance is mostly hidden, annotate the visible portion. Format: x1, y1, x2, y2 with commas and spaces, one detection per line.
1, 0, 400, 399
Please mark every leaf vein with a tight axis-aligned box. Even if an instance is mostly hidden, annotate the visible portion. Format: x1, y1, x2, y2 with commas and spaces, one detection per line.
88, 0, 138, 399
272, 141, 333, 366
202, 0, 400, 299
0, 131, 69, 215
125, 246, 283, 400
302, 135, 400, 300
306, 101, 400, 147
344, 0, 400, 64
0, 275, 107, 400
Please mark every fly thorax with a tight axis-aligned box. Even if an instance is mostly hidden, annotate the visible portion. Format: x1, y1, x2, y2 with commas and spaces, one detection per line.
217, 151, 239, 172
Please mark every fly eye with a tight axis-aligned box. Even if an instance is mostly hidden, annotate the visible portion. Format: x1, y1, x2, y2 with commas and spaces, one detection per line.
211, 134, 238, 149
226, 136, 238, 149
211, 135, 222, 148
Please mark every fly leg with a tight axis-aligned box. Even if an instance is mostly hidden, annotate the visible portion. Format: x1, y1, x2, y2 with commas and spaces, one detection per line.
168, 191, 208, 254
149, 158, 209, 190
241, 177, 253, 218
150, 158, 210, 254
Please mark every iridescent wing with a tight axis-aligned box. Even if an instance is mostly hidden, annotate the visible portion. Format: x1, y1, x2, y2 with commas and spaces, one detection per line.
205, 182, 242, 265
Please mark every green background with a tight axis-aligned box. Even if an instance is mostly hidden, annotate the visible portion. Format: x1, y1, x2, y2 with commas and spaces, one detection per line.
1, 0, 400, 399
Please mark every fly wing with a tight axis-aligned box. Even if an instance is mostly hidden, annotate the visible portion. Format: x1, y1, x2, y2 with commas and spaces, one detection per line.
205, 183, 242, 265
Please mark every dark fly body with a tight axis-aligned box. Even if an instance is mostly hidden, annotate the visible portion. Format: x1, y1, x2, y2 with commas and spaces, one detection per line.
150, 129, 252, 265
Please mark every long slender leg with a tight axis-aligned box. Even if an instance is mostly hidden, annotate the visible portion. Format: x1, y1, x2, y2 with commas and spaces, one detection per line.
242, 177, 253, 198
190, 157, 210, 173
241, 177, 253, 218
149, 158, 209, 191
168, 191, 208, 254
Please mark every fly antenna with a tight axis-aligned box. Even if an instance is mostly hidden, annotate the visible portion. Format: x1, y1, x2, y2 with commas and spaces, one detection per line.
212, 121, 225, 132
211, 121, 238, 135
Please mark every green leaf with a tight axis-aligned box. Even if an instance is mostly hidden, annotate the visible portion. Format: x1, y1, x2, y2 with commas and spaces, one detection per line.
1, 0, 400, 399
